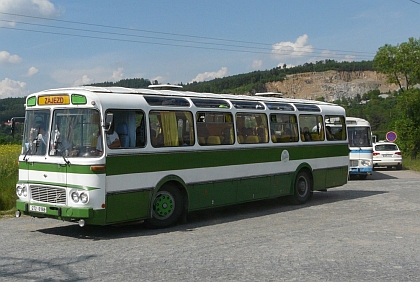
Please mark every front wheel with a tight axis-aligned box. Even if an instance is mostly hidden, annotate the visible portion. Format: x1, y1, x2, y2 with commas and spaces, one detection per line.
289, 170, 313, 205
144, 185, 184, 228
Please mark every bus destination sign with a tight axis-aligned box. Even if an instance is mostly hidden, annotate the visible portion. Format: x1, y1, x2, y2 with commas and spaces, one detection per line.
38, 95, 70, 105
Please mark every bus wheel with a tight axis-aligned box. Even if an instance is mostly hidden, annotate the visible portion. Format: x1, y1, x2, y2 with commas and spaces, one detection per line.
289, 170, 313, 205
145, 185, 184, 228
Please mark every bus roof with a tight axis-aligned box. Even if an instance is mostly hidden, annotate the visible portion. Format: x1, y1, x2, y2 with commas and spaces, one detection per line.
27, 86, 343, 113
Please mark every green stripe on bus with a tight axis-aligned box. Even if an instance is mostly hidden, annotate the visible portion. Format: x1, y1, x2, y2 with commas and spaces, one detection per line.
19, 162, 105, 174
106, 143, 348, 175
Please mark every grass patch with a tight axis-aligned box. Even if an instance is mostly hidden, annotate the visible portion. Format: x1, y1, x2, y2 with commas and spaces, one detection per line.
0, 144, 20, 212
402, 157, 420, 172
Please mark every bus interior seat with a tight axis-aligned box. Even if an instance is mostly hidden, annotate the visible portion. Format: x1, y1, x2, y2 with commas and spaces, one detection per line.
245, 135, 260, 144
207, 136, 221, 145
198, 136, 206, 145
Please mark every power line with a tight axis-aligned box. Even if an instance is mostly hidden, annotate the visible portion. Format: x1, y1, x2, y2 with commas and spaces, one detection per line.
0, 11, 376, 59
408, 0, 420, 5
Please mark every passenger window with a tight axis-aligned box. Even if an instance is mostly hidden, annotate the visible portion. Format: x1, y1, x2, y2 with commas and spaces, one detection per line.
299, 115, 324, 142
325, 116, 346, 141
149, 110, 194, 147
236, 113, 268, 144
196, 112, 234, 146
269, 114, 299, 143
102, 110, 145, 149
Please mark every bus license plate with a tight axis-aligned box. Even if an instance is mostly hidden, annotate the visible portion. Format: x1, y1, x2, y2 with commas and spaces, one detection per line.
29, 205, 47, 213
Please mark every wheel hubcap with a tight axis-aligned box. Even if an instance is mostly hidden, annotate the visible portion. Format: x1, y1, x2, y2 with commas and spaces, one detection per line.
297, 177, 308, 197
153, 192, 175, 219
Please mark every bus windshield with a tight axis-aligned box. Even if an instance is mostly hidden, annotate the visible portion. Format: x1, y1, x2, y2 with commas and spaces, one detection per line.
348, 127, 372, 147
21, 109, 51, 156
21, 108, 101, 158
50, 109, 101, 157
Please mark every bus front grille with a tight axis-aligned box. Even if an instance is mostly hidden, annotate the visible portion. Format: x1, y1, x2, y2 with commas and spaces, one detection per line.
30, 185, 67, 204
349, 160, 358, 167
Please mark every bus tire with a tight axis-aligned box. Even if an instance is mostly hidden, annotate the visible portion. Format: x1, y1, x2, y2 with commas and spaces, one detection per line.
289, 170, 313, 205
145, 184, 184, 228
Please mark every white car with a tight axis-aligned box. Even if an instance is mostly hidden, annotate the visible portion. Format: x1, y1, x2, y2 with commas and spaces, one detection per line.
373, 141, 403, 170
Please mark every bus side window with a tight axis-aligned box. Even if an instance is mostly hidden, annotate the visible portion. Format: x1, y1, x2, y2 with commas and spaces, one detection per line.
149, 110, 194, 147
197, 112, 233, 146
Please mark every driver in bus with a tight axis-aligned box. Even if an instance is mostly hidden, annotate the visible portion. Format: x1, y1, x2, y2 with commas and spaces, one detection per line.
33, 122, 49, 155
353, 132, 366, 146
96, 124, 121, 153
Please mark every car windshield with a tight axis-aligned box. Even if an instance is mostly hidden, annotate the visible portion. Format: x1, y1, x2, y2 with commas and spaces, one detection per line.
375, 144, 398, 151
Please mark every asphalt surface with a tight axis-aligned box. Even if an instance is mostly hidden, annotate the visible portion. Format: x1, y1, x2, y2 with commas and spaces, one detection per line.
1, 168, 420, 281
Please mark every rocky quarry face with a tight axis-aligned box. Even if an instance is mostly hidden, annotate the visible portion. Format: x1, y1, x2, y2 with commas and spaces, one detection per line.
265, 70, 399, 101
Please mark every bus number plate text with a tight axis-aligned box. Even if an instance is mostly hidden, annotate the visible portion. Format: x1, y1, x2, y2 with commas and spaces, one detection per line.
29, 205, 47, 213
38, 95, 70, 105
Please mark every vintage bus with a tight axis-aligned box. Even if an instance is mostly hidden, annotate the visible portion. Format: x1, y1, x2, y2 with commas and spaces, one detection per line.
346, 117, 373, 179
15, 86, 349, 228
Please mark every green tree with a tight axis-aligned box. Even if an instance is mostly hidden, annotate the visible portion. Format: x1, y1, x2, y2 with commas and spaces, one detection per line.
393, 88, 420, 158
373, 38, 420, 92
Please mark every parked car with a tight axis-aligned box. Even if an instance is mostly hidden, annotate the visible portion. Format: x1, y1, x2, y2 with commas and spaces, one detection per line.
372, 141, 403, 170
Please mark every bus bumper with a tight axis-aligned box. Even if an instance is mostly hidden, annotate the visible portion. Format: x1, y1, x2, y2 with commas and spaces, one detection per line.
349, 167, 372, 175
16, 200, 95, 221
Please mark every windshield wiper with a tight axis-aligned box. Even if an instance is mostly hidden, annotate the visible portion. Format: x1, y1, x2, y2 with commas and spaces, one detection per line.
23, 147, 31, 162
52, 126, 71, 166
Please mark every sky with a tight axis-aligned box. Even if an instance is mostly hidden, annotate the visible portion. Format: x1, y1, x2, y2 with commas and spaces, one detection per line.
1, 0, 420, 99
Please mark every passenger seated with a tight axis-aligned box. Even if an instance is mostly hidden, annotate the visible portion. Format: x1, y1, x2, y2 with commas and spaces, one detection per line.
302, 127, 312, 141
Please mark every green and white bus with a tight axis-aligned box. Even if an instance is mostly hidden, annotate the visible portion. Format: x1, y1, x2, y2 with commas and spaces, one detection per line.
15, 86, 348, 228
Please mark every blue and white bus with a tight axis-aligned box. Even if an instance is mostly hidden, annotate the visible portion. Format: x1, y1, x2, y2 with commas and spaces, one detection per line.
346, 117, 373, 180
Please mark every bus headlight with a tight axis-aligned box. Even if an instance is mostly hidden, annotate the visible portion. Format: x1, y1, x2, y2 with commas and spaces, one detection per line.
79, 193, 89, 204
70, 191, 89, 204
71, 191, 80, 203
16, 185, 22, 196
360, 160, 372, 166
16, 185, 28, 197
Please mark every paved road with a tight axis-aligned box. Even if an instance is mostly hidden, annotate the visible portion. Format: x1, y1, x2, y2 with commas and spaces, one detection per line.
1, 169, 420, 281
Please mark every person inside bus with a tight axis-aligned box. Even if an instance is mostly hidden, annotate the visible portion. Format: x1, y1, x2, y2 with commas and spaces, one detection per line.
325, 126, 334, 140
302, 127, 312, 141
34, 122, 48, 154
353, 132, 366, 146
96, 124, 121, 152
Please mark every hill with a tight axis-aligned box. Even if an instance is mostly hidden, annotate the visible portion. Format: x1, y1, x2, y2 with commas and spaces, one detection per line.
264, 70, 398, 101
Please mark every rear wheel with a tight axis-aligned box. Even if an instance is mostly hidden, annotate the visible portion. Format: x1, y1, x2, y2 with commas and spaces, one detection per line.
396, 164, 402, 170
145, 184, 184, 228
289, 170, 313, 205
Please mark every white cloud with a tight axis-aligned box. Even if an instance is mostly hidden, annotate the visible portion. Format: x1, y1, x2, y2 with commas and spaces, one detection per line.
190, 67, 228, 83
73, 74, 93, 86
271, 34, 313, 60
0, 51, 23, 65
110, 67, 124, 81
252, 60, 263, 70
0, 0, 61, 27
24, 66, 39, 77
0, 78, 28, 98
277, 63, 295, 69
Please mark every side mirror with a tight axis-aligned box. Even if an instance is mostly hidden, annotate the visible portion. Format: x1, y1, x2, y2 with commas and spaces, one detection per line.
104, 113, 114, 132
